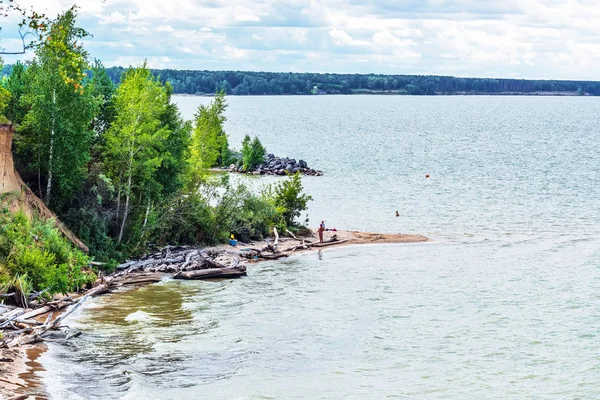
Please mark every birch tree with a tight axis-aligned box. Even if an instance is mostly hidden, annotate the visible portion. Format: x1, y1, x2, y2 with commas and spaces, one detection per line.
104, 64, 170, 244
17, 7, 96, 207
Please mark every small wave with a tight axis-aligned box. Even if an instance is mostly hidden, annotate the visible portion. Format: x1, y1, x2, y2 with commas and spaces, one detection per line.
124, 310, 157, 323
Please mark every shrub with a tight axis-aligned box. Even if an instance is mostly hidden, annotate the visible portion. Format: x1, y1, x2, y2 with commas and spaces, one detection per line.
229, 189, 277, 242
0, 205, 95, 299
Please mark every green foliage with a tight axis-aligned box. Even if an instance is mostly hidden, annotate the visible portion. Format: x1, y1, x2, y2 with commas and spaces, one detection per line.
155, 82, 191, 198
229, 188, 277, 242
3, 61, 27, 124
103, 62, 170, 245
16, 7, 98, 207
241, 135, 266, 171
271, 172, 313, 227
0, 206, 95, 299
0, 85, 9, 124
149, 175, 277, 246
89, 59, 116, 139
189, 91, 229, 175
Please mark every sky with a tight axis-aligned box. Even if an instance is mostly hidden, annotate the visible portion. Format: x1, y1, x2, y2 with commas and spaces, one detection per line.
1, 0, 600, 80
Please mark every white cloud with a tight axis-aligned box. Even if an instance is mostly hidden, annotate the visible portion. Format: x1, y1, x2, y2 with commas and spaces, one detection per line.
2, 0, 600, 79
329, 29, 370, 46
99, 11, 127, 25
156, 25, 174, 33
372, 31, 416, 48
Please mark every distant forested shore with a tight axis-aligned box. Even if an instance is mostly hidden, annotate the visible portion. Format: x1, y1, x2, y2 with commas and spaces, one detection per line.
104, 68, 600, 96
3, 64, 600, 96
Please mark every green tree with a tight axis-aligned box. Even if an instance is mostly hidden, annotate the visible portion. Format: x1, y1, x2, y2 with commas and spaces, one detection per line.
155, 82, 191, 197
104, 63, 170, 245
3, 61, 27, 124
241, 134, 266, 171
89, 59, 116, 140
189, 91, 229, 171
271, 172, 312, 227
17, 8, 97, 207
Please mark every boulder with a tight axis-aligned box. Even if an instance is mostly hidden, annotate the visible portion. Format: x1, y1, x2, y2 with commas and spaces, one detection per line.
267, 153, 275, 159
228, 164, 236, 171
298, 160, 308, 168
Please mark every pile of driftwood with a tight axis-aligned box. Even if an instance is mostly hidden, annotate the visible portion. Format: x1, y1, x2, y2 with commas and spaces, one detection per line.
113, 246, 246, 284
0, 231, 348, 350
0, 281, 110, 349
240, 228, 347, 261
0, 248, 245, 349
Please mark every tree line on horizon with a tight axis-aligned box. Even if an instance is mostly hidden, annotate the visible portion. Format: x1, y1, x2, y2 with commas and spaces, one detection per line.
94, 68, 600, 96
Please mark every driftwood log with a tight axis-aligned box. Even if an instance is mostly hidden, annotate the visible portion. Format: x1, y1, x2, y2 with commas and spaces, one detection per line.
243, 235, 347, 261
174, 265, 247, 280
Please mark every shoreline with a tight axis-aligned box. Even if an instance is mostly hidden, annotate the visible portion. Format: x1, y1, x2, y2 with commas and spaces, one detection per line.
0, 230, 428, 399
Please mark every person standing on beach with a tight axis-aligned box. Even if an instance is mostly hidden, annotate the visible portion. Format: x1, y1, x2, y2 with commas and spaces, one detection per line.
318, 221, 325, 243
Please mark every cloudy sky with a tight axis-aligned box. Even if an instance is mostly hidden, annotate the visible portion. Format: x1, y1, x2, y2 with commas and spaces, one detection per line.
1, 0, 600, 80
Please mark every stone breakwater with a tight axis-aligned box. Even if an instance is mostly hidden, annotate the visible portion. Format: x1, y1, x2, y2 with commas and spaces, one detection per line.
229, 153, 323, 176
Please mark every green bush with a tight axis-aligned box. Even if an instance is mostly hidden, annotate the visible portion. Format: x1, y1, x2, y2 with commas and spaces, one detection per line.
0, 205, 95, 299
229, 189, 277, 242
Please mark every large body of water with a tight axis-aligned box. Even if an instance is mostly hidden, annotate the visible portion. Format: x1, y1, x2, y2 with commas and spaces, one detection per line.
36, 96, 600, 399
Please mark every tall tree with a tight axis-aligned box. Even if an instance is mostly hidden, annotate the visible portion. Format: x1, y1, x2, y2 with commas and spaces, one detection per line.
190, 91, 229, 170
104, 63, 170, 244
155, 82, 191, 198
18, 7, 97, 206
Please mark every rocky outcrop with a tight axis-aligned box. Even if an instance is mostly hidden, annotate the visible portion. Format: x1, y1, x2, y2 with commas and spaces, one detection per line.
229, 154, 323, 176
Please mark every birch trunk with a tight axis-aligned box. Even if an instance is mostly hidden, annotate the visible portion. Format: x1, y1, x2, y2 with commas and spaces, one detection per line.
45, 88, 56, 205
118, 171, 132, 244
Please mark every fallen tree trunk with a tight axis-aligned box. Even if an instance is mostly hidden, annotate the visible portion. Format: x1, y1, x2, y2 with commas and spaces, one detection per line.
174, 265, 247, 280
309, 239, 349, 248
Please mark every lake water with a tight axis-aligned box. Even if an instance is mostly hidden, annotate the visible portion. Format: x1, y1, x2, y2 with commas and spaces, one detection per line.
35, 96, 600, 399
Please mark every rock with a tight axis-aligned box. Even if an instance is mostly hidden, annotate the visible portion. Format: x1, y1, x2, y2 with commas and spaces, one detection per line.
229, 153, 321, 177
